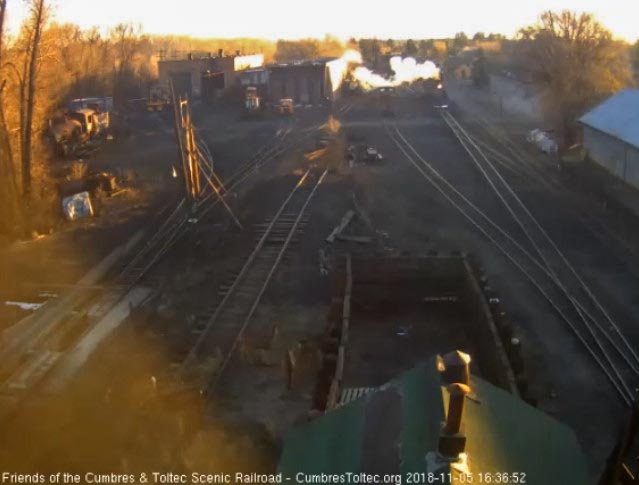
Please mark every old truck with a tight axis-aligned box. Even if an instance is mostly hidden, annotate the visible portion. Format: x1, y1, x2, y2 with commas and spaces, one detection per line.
49, 116, 83, 157
146, 85, 170, 112
365, 147, 384, 163
68, 108, 100, 137
69, 97, 112, 132
277, 98, 294, 116
244, 86, 261, 118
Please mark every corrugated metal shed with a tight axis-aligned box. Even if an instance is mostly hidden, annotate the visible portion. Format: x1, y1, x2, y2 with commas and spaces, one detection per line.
579, 89, 639, 149
278, 358, 589, 484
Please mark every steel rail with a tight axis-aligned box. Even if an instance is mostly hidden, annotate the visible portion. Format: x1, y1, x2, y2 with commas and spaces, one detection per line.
117, 198, 189, 280
119, 120, 322, 287
198, 123, 324, 217
395, 123, 636, 396
442, 111, 558, 278
464, 133, 537, 180
207, 169, 329, 392
182, 169, 313, 368
457, 110, 639, 280
389, 124, 633, 404
440, 112, 639, 393
118, 113, 333, 291
461, 109, 548, 176
444, 111, 639, 373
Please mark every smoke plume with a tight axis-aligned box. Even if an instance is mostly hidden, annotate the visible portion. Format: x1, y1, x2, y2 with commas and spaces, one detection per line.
340, 49, 440, 90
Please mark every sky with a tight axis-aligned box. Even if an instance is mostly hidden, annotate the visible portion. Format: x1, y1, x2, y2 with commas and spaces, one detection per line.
5, 0, 638, 42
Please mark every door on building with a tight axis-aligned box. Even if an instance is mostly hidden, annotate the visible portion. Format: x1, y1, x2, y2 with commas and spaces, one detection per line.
201, 72, 225, 101
170, 72, 192, 98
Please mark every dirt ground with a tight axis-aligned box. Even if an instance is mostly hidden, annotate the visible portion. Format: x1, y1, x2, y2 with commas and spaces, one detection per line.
2, 83, 639, 482
0, 111, 180, 330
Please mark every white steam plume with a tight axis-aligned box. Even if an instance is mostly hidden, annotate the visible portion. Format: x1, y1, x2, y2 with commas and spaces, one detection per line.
345, 51, 440, 90
328, 49, 365, 93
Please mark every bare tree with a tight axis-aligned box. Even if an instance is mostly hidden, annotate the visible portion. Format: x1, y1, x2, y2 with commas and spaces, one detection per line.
632, 40, 639, 70
275, 39, 320, 63
405, 39, 418, 57
110, 23, 142, 103
517, 10, 631, 146
0, 0, 5, 60
0, 0, 21, 232
21, 0, 47, 199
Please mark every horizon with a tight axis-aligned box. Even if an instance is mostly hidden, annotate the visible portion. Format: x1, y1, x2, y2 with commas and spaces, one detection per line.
4, 0, 638, 43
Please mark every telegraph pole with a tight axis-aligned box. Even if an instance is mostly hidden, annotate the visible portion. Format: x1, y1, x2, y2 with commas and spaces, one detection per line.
183, 105, 201, 199
168, 78, 241, 228
169, 79, 194, 201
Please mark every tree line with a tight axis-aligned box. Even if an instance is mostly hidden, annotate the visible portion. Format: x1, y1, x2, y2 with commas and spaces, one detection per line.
0, 5, 160, 237
514, 11, 632, 146
0, 2, 277, 239
354, 33, 507, 65
0, 3, 635, 239
354, 14, 634, 148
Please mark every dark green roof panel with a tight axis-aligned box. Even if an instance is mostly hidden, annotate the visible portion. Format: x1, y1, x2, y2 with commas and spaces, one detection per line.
279, 396, 366, 474
278, 357, 590, 484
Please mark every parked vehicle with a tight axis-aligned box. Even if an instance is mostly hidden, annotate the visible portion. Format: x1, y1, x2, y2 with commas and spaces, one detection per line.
146, 86, 170, 112
69, 97, 112, 131
69, 108, 99, 137
365, 147, 383, 162
277, 98, 294, 116
49, 116, 82, 157
244, 86, 262, 118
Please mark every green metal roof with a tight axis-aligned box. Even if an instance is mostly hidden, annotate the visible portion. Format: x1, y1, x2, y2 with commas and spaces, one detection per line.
279, 395, 367, 474
278, 359, 590, 484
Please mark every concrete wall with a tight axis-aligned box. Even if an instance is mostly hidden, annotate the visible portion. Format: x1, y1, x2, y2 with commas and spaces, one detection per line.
584, 125, 639, 189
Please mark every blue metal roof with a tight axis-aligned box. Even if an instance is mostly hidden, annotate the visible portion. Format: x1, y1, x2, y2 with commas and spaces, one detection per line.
579, 89, 639, 149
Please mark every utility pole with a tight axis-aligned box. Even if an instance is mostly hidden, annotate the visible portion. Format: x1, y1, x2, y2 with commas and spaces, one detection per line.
170, 80, 200, 202
170, 80, 189, 199
182, 104, 201, 200
168, 78, 242, 229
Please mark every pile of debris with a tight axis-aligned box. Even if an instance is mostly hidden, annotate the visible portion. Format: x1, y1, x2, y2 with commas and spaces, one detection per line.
526, 128, 558, 154
58, 168, 120, 221
320, 194, 388, 275
345, 144, 384, 165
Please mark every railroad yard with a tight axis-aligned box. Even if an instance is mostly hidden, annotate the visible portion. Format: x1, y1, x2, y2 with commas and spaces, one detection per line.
2, 80, 639, 481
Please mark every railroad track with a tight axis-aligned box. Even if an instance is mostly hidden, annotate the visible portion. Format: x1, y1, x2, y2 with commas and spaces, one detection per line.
196, 118, 325, 219
114, 130, 293, 288
116, 118, 322, 288
449, 109, 639, 260
448, 109, 551, 181
117, 198, 191, 288
388, 119, 638, 405
0, 119, 323, 390
337, 101, 354, 116
180, 167, 328, 394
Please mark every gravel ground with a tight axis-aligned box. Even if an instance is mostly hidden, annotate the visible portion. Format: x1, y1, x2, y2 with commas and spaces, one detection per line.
348, 89, 636, 477
3, 88, 637, 481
